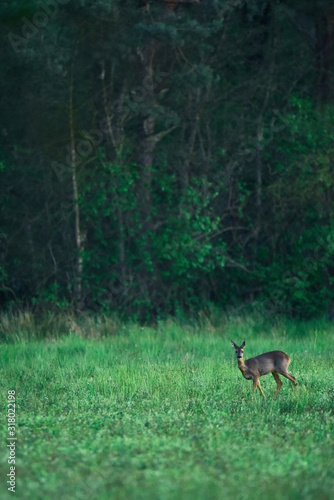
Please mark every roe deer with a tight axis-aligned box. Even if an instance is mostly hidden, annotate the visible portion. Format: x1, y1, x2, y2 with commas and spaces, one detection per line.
231, 340, 297, 396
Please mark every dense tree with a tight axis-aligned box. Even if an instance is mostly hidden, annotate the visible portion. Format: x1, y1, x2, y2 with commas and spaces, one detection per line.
0, 0, 334, 319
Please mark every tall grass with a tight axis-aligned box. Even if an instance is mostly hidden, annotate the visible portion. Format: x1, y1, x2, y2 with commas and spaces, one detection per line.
0, 314, 333, 499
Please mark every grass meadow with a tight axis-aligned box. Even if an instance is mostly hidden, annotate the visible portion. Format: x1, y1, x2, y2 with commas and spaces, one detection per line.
0, 313, 333, 499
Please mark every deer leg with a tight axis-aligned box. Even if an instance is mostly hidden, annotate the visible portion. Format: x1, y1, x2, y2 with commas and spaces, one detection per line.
253, 377, 265, 396
281, 371, 297, 389
281, 372, 297, 385
272, 371, 283, 395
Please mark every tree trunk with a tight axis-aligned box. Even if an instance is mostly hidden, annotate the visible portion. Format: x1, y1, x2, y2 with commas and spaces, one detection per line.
317, 9, 334, 103
69, 59, 83, 307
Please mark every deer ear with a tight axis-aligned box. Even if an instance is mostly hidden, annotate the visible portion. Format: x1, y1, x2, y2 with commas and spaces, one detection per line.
241, 341, 245, 348
231, 340, 236, 347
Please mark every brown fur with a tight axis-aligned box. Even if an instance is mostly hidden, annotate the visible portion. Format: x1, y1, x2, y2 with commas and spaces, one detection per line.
231, 341, 297, 396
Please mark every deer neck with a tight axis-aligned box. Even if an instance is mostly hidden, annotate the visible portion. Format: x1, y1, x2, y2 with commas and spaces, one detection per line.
237, 357, 247, 374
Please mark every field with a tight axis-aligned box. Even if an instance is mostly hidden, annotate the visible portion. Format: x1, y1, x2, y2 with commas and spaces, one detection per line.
0, 314, 333, 500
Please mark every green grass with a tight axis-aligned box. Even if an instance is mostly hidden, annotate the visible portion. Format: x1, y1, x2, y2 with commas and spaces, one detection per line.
0, 316, 333, 499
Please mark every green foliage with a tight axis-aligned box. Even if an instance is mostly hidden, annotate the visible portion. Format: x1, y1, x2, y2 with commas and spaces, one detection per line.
1, 1, 334, 319
31, 284, 70, 311
257, 98, 334, 316
79, 153, 226, 317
